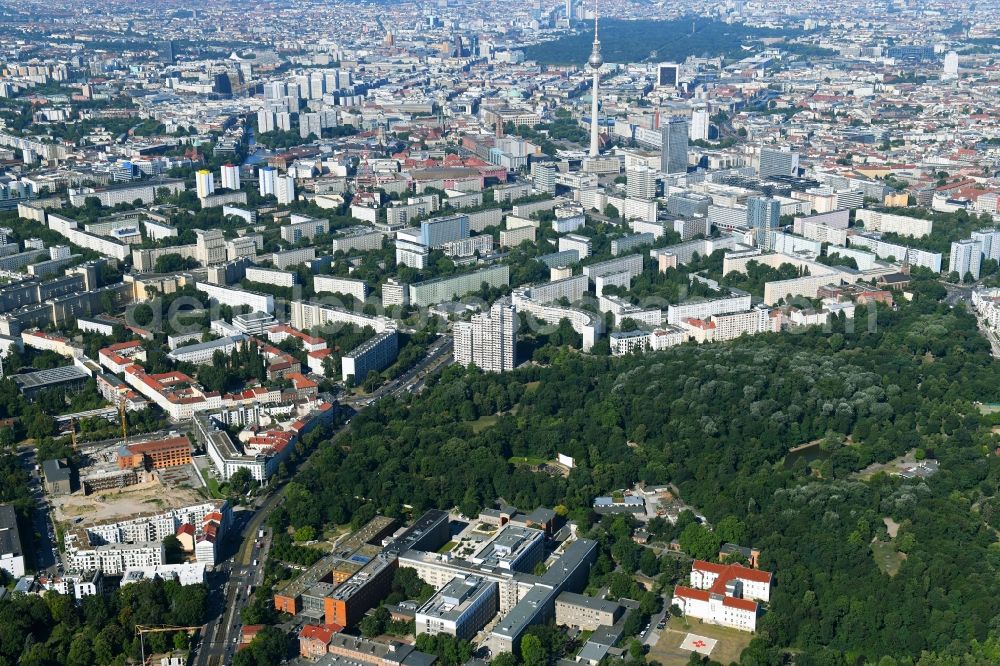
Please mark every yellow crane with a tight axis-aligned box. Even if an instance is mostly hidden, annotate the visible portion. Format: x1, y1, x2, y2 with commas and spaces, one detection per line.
134, 624, 203, 664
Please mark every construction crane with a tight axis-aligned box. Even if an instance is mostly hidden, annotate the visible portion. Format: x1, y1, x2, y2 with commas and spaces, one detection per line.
135, 624, 203, 665
118, 397, 128, 447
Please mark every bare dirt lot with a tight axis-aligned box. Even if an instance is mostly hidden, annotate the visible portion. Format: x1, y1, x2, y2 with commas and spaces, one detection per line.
53, 480, 204, 528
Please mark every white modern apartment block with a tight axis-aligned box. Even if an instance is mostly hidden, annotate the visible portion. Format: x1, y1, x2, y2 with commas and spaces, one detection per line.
523, 275, 588, 305
396, 231, 430, 269
332, 227, 385, 254
195, 170, 215, 199
855, 209, 933, 238
500, 225, 536, 248
559, 234, 592, 259
626, 166, 657, 200
552, 204, 586, 233
826, 245, 878, 271
196, 282, 275, 314
314, 275, 368, 301
666, 293, 751, 324
121, 563, 207, 587
46, 213, 130, 260
950, 239, 983, 279
582, 254, 643, 283
275, 175, 296, 204
848, 235, 942, 272
678, 306, 777, 343
972, 229, 1000, 262
605, 195, 658, 223
792, 209, 850, 231
167, 335, 248, 365
382, 279, 409, 307
708, 205, 748, 233
281, 215, 330, 244
271, 247, 315, 269
195, 228, 227, 266
245, 266, 298, 287
797, 220, 848, 246
973, 289, 1000, 330
512, 287, 604, 352
443, 236, 494, 258
68, 543, 165, 576
342, 329, 399, 385
220, 164, 240, 190
598, 294, 662, 327
771, 232, 822, 257
453, 300, 518, 373
259, 167, 277, 197
289, 300, 394, 334
609, 327, 685, 355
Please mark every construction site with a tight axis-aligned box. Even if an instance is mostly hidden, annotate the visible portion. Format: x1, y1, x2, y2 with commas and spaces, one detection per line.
51, 399, 206, 530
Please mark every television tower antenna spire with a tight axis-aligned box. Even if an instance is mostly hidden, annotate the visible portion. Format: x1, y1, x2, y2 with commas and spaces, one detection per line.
587, 0, 603, 158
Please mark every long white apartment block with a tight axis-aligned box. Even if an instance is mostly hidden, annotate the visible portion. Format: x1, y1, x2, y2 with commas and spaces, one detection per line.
666, 293, 752, 325
855, 209, 933, 238
290, 300, 394, 334
796, 220, 848, 245
196, 282, 275, 314
46, 213, 130, 260
582, 254, 643, 283
314, 275, 369, 301
245, 266, 298, 287
848, 235, 942, 272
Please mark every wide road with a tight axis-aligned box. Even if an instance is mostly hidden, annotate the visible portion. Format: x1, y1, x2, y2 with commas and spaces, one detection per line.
18, 447, 59, 573
192, 334, 453, 666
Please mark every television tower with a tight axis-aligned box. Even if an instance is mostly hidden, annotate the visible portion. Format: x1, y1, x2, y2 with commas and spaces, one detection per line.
587, 3, 603, 158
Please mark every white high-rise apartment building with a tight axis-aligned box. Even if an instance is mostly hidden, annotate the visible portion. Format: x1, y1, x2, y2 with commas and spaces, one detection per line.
943, 51, 959, 79
689, 107, 710, 141
195, 170, 215, 199
195, 229, 227, 266
264, 81, 286, 100
259, 166, 277, 197
220, 164, 240, 190
626, 166, 657, 200
950, 239, 982, 280
454, 300, 517, 373
257, 109, 276, 133
275, 175, 296, 204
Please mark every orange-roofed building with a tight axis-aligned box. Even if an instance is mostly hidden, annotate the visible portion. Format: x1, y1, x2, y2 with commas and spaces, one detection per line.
240, 625, 264, 650
671, 560, 772, 632
176, 523, 195, 552
299, 624, 342, 658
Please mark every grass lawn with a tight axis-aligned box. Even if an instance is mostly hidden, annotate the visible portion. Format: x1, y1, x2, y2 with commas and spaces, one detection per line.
872, 540, 906, 576
468, 414, 499, 434
508, 456, 548, 466
646, 616, 753, 666
524, 381, 541, 392
197, 472, 226, 500
437, 540, 457, 554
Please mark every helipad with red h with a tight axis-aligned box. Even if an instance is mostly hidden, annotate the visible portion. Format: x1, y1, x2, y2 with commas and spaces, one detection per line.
679, 633, 717, 656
